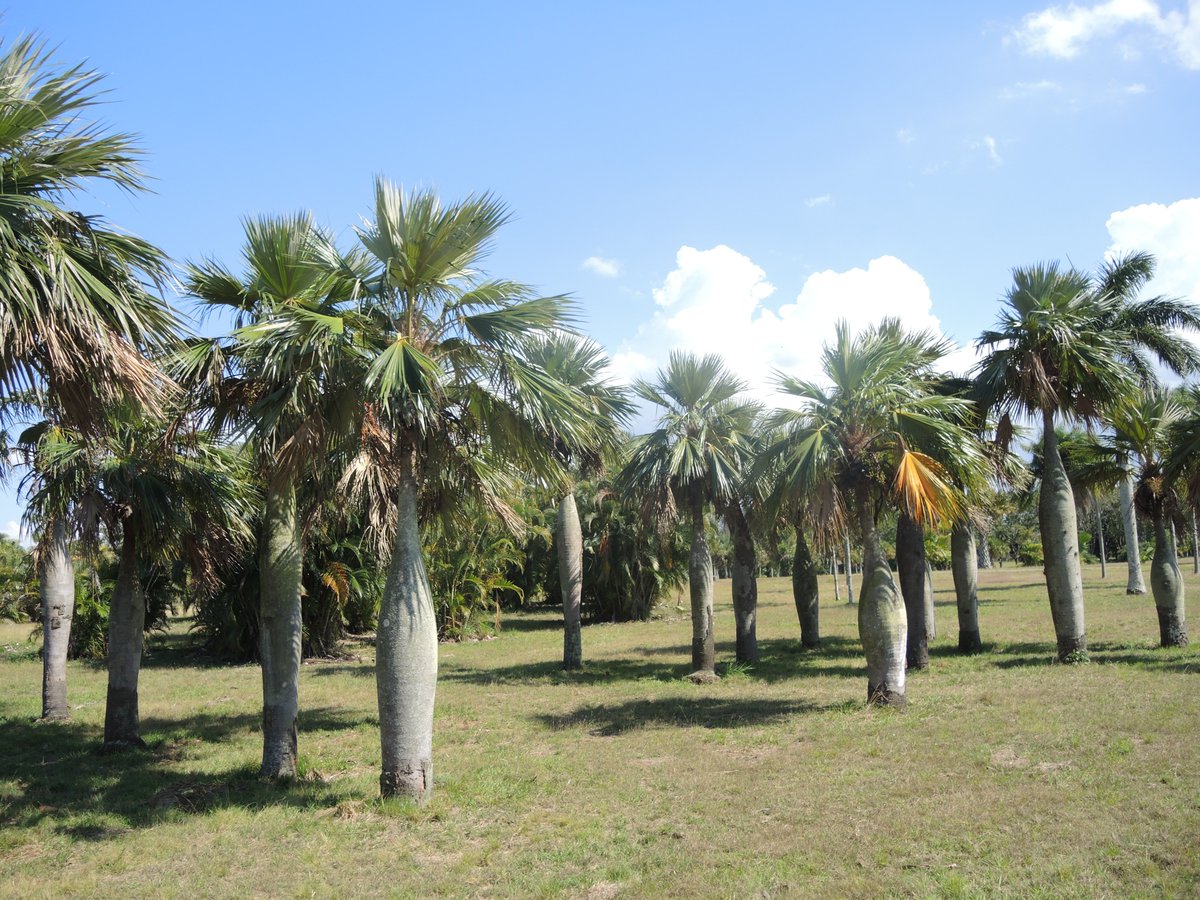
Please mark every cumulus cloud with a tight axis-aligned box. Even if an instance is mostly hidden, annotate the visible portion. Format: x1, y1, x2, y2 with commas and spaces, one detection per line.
612, 246, 967, 404
1012, 0, 1200, 69
1105, 197, 1200, 302
582, 256, 621, 278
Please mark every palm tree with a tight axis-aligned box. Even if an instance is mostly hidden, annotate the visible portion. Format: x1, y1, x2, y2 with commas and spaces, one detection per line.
0, 36, 180, 721
975, 256, 1199, 661
620, 352, 757, 679
182, 212, 366, 778
521, 334, 632, 670
771, 320, 978, 707
353, 180, 596, 802
26, 410, 254, 749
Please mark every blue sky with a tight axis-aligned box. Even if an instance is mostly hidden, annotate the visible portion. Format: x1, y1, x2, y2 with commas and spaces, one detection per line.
4, 1, 1199, 539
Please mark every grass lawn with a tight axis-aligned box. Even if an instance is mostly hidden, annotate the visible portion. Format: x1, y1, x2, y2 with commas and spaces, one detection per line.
1, 562, 1198, 898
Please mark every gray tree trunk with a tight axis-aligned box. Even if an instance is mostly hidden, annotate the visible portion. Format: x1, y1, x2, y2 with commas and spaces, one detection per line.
557, 492, 583, 670
688, 491, 716, 675
103, 529, 145, 750
831, 554, 841, 602
1120, 472, 1146, 594
377, 468, 438, 802
1192, 508, 1199, 576
1092, 493, 1106, 579
259, 478, 303, 778
1150, 511, 1187, 647
40, 518, 75, 720
950, 522, 982, 653
726, 499, 758, 664
923, 561, 936, 641
1038, 414, 1087, 661
844, 532, 855, 605
792, 524, 820, 649
856, 488, 907, 708
976, 527, 992, 569
896, 511, 929, 670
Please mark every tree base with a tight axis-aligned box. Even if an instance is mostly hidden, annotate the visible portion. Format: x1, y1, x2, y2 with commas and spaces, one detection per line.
1126, 588, 1147, 596
1056, 634, 1088, 663
103, 686, 141, 750
686, 670, 720, 684
801, 638, 822, 651
866, 682, 906, 710
563, 626, 583, 670
906, 641, 929, 671
260, 703, 299, 779
101, 736, 149, 753
1157, 607, 1188, 648
380, 759, 433, 804
690, 638, 714, 676
957, 629, 982, 654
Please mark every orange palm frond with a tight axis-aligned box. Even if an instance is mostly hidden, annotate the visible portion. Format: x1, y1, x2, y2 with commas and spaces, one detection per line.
893, 449, 962, 525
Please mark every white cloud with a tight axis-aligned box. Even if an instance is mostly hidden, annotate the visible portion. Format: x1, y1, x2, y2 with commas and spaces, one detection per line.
1012, 0, 1200, 69
3, 520, 19, 541
582, 256, 621, 278
999, 79, 1065, 99
1105, 197, 1200, 302
805, 194, 832, 208
971, 135, 1004, 165
896, 128, 916, 144
613, 246, 964, 405
1123, 81, 1149, 91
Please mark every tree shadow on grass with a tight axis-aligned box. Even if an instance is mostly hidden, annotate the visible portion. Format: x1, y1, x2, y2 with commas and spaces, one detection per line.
0, 705, 373, 838
436, 635, 866, 686
536, 695, 836, 736
982, 639, 1199, 672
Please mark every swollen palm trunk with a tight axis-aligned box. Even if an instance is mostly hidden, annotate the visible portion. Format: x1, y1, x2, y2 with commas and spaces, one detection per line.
896, 512, 929, 670
726, 499, 758, 664
259, 480, 304, 778
856, 493, 906, 708
950, 522, 982, 653
792, 525, 820, 649
1120, 474, 1146, 594
377, 472, 438, 802
40, 518, 74, 720
557, 492, 584, 670
688, 497, 715, 675
1150, 512, 1187, 647
1038, 417, 1087, 661
103, 530, 145, 750
976, 528, 992, 569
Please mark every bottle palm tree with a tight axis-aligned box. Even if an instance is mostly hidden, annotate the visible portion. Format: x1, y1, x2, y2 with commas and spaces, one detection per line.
975, 256, 1199, 661
620, 352, 758, 679
521, 334, 632, 670
182, 212, 367, 778
771, 320, 979, 707
0, 37, 180, 720
354, 180, 597, 802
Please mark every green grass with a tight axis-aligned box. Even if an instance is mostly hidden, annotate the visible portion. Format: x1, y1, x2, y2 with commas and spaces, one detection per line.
1, 563, 1198, 898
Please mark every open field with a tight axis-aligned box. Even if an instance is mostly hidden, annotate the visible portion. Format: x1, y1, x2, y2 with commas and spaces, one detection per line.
2, 563, 1198, 898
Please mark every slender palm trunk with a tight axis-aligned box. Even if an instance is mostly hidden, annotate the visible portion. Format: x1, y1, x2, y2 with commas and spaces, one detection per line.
1120, 472, 1146, 594
844, 533, 855, 605
1092, 494, 1107, 579
950, 522, 982, 653
976, 528, 992, 569
924, 561, 936, 641
726, 499, 758, 664
557, 491, 584, 670
687, 491, 716, 675
377, 464, 438, 802
792, 524, 820, 649
1150, 510, 1187, 647
896, 511, 929, 670
1192, 508, 1199, 576
103, 528, 145, 750
856, 487, 907, 708
40, 518, 75, 720
1039, 413, 1087, 661
831, 554, 841, 602
259, 478, 303, 778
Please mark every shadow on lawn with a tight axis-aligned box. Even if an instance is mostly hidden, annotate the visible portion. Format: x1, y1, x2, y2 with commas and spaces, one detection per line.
437, 635, 866, 686
0, 705, 371, 837
988, 640, 1198, 672
536, 695, 834, 736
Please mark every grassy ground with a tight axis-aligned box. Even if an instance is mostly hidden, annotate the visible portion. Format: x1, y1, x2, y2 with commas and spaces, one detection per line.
1, 563, 1198, 898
